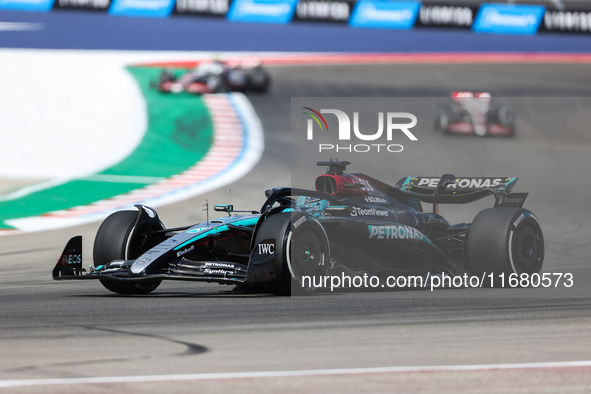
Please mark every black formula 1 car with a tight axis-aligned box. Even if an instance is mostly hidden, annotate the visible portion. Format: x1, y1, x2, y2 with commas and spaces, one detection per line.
153, 58, 270, 94
435, 92, 515, 136
53, 161, 544, 295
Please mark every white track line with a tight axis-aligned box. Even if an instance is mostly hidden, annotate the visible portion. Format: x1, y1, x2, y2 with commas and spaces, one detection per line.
1, 360, 591, 388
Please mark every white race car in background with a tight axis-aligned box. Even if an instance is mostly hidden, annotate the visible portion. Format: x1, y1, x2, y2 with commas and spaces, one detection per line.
435, 91, 515, 137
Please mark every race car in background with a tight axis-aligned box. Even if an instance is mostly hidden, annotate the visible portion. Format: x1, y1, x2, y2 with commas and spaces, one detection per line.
152, 58, 271, 94
53, 161, 544, 296
435, 92, 516, 136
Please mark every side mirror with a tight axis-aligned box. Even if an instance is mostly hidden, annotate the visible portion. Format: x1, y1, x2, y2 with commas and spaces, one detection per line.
214, 204, 233, 213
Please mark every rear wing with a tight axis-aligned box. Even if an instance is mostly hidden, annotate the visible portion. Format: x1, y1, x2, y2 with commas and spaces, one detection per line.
451, 91, 492, 99
393, 176, 527, 213
397, 176, 516, 198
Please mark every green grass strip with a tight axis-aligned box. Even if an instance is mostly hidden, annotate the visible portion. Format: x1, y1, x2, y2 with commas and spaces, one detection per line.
0, 67, 214, 229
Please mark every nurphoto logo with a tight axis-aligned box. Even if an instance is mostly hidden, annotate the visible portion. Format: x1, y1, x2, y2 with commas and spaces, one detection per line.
302, 107, 417, 153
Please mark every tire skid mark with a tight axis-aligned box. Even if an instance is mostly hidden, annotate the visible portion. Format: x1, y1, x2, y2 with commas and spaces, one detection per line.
3, 325, 209, 377
73, 325, 209, 357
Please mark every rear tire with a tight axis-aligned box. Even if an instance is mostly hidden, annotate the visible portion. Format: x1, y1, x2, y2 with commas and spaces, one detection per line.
466, 208, 544, 287
248, 68, 271, 93
94, 210, 162, 295
159, 69, 175, 83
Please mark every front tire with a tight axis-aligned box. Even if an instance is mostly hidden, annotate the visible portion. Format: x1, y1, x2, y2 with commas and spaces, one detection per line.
435, 109, 450, 132
94, 210, 162, 295
466, 208, 544, 286
255, 212, 330, 295
435, 103, 460, 133
489, 106, 516, 136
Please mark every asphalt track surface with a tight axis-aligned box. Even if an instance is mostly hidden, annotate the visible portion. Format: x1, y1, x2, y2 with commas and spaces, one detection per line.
1, 62, 591, 393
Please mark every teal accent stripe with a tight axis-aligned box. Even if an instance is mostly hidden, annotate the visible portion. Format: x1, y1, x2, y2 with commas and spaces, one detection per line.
400, 177, 412, 190
174, 227, 221, 250
174, 217, 259, 250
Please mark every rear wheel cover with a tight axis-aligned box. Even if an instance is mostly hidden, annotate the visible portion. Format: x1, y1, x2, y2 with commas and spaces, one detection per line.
510, 224, 543, 274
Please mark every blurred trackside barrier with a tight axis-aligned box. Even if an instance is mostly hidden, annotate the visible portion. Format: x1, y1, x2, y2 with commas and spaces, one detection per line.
1, 0, 590, 34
